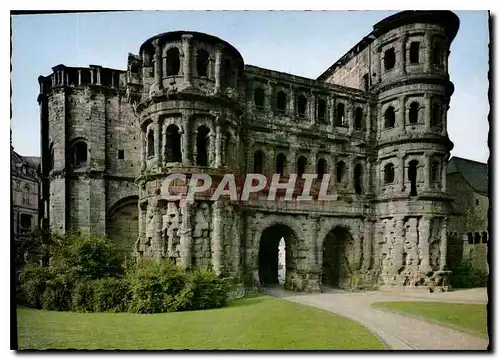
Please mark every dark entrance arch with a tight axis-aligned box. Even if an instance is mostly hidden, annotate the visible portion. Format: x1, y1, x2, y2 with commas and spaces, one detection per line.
107, 196, 139, 260
258, 224, 297, 288
321, 226, 353, 288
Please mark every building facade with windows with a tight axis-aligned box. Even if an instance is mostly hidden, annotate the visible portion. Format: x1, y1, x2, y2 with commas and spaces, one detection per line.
11, 147, 40, 241
447, 157, 489, 273
37, 11, 459, 292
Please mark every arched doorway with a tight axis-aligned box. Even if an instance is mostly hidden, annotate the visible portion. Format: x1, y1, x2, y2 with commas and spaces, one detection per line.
321, 226, 353, 288
107, 196, 139, 260
258, 224, 297, 288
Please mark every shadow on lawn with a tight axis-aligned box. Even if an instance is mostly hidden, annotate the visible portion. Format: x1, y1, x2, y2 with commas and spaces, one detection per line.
227, 295, 268, 308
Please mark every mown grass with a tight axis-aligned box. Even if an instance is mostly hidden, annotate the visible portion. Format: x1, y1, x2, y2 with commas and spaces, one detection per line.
16, 295, 385, 350
372, 301, 488, 338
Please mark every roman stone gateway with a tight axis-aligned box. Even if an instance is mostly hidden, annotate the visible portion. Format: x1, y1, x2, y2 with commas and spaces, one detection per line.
37, 11, 459, 292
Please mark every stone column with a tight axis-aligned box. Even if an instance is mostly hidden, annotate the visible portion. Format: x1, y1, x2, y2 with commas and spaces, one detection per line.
153, 204, 163, 259
418, 216, 431, 273
327, 97, 334, 132
215, 121, 222, 168
440, 218, 448, 271
209, 131, 216, 167
111, 71, 115, 88
265, 81, 274, 112
60, 68, 66, 86
348, 98, 354, 135
348, 154, 355, 193
288, 146, 298, 175
152, 39, 163, 91
289, 86, 295, 117
424, 94, 432, 132
363, 218, 373, 270
365, 103, 372, 139
96, 67, 101, 86
399, 36, 406, 75
155, 118, 162, 168
399, 154, 405, 192
78, 69, 82, 86
181, 34, 193, 88
394, 216, 405, 274
211, 201, 223, 275
365, 159, 372, 194
399, 95, 406, 134
178, 200, 193, 268
330, 154, 337, 191
441, 156, 448, 193
424, 151, 431, 190
310, 92, 316, 124
90, 68, 94, 85
310, 151, 318, 176
140, 129, 146, 171
182, 115, 192, 166
424, 33, 432, 73
214, 44, 223, 93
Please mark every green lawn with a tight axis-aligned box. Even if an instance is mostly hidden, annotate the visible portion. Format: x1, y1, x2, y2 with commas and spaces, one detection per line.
372, 301, 488, 337
17, 295, 384, 350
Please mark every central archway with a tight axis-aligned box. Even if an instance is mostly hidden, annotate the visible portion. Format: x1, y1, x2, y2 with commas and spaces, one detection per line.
258, 224, 297, 288
322, 226, 354, 288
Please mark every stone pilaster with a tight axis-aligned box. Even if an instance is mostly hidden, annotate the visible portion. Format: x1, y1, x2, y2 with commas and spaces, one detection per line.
90, 68, 94, 85
394, 216, 405, 274
215, 121, 222, 168
214, 44, 223, 94
363, 218, 373, 270
348, 98, 354, 135
77, 69, 82, 86
155, 118, 162, 168
418, 216, 431, 273
440, 218, 448, 271
348, 154, 355, 192
399, 36, 406, 74
211, 201, 223, 275
398, 154, 405, 192
424, 151, 431, 190
153, 204, 163, 259
328, 97, 334, 132
288, 86, 295, 117
181, 34, 193, 88
441, 156, 448, 193
178, 200, 193, 268
310, 92, 316, 124
365, 159, 372, 194
399, 95, 406, 133
366, 103, 372, 139
140, 129, 146, 171
96, 67, 101, 86
153, 39, 163, 91
424, 33, 432, 73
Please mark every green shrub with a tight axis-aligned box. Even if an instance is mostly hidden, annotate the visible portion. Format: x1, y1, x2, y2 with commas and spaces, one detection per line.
127, 260, 187, 313
181, 268, 228, 310
92, 278, 130, 313
451, 259, 488, 288
71, 280, 95, 312
40, 274, 73, 311
19, 263, 51, 309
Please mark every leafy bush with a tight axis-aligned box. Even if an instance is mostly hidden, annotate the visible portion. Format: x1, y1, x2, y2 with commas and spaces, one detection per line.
451, 259, 488, 289
127, 260, 186, 313
19, 263, 51, 308
71, 280, 95, 312
180, 268, 228, 310
40, 273, 73, 311
92, 278, 130, 313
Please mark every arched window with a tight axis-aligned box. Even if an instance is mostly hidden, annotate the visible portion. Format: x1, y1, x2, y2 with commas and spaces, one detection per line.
297, 156, 307, 178
430, 161, 440, 183
317, 99, 326, 123
72, 140, 88, 166
482, 231, 488, 244
254, 150, 264, 174
147, 130, 155, 158
276, 153, 286, 176
467, 232, 473, 244
409, 42, 420, 64
22, 185, 30, 205
196, 126, 210, 166
19, 213, 33, 233
384, 106, 395, 129
354, 107, 363, 130
166, 48, 180, 76
384, 48, 396, 70
254, 88, 265, 109
384, 163, 395, 184
474, 232, 480, 244
354, 164, 363, 194
277, 91, 287, 114
409, 102, 419, 124
165, 124, 182, 163
431, 103, 442, 128
317, 158, 327, 180
196, 49, 209, 77
336, 103, 345, 126
336, 161, 345, 183
297, 95, 307, 118
408, 160, 418, 196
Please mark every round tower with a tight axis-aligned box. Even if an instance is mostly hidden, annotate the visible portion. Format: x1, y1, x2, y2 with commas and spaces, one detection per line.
132, 31, 245, 283
371, 11, 459, 288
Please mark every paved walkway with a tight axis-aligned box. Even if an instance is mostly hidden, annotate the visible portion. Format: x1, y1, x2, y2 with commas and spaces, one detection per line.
262, 286, 489, 350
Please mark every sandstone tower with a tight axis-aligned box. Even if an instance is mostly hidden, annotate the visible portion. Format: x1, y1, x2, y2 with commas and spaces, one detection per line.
38, 10, 459, 292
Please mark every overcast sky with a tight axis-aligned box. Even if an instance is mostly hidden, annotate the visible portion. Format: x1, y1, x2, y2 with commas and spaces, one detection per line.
11, 10, 489, 163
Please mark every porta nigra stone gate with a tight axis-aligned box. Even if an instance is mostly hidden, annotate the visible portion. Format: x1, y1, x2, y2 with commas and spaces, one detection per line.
38, 11, 460, 293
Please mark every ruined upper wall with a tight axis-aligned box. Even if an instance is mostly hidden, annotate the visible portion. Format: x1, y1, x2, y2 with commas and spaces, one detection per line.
317, 11, 460, 90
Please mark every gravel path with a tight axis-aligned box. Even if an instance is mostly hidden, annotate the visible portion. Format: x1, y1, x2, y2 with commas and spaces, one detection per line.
262, 287, 489, 350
